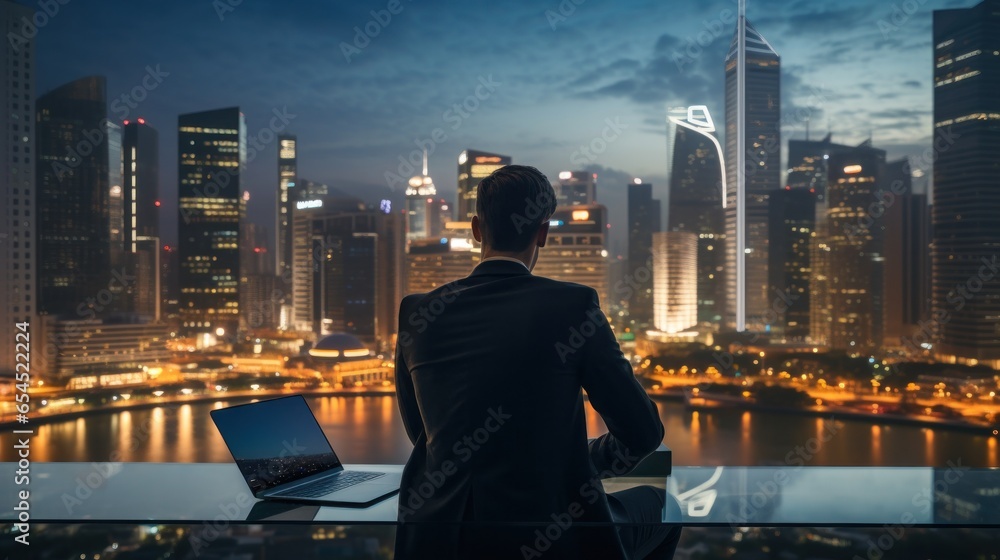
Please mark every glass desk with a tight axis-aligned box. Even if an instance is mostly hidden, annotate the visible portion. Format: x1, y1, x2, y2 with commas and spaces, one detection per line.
2, 462, 997, 527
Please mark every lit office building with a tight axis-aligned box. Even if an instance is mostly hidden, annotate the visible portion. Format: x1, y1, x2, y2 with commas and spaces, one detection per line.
667, 109, 725, 326
36, 76, 124, 318
627, 181, 661, 327
122, 118, 160, 320
457, 149, 510, 221
534, 205, 610, 310
652, 231, 697, 335
822, 144, 887, 353
787, 135, 857, 346
406, 152, 437, 240
724, 20, 780, 331
556, 171, 597, 206
427, 198, 452, 238
177, 107, 246, 339
767, 188, 815, 340
40, 314, 171, 388
883, 159, 930, 351
292, 196, 405, 350
931, 0, 1000, 367
0, 0, 35, 376
406, 224, 480, 295
277, 135, 297, 282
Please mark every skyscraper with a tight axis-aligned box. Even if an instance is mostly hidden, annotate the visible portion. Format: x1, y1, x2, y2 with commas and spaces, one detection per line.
652, 232, 698, 335
667, 108, 726, 326
277, 135, 297, 283
724, 18, 780, 332
883, 159, 930, 351
556, 171, 597, 206
534, 205, 610, 311
122, 118, 160, 320
457, 149, 510, 221
787, 135, 856, 346
36, 76, 116, 317
1, 0, 35, 375
823, 143, 887, 352
406, 151, 436, 240
627, 181, 661, 327
293, 196, 405, 349
931, 0, 1000, 367
767, 188, 815, 340
177, 107, 246, 340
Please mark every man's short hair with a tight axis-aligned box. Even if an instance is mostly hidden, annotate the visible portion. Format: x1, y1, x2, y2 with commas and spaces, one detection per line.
476, 165, 557, 252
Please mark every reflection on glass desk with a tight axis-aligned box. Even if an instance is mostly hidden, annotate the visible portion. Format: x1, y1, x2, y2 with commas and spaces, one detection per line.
1, 463, 997, 527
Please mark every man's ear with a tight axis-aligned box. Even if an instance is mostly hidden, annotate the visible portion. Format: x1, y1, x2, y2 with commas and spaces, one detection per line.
536, 222, 550, 248
471, 215, 483, 243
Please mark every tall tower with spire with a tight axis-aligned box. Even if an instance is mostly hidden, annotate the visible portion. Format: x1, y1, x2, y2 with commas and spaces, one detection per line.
405, 149, 437, 240
724, 2, 780, 332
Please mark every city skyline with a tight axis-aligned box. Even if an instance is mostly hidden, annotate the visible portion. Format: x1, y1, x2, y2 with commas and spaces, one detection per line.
28, 0, 958, 252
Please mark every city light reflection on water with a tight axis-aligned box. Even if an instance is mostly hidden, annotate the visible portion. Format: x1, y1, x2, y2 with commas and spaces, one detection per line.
4, 396, 997, 468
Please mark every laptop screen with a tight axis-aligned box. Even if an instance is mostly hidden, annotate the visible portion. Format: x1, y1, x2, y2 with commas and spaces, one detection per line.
211, 395, 342, 494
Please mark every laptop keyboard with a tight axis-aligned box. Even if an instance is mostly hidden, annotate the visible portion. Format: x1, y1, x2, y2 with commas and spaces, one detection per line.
285, 471, 385, 498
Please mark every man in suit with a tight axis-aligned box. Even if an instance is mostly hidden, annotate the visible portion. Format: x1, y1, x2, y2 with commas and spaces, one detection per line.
394, 165, 681, 559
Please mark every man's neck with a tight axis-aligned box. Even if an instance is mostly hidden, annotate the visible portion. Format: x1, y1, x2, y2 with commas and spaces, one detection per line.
480, 249, 532, 270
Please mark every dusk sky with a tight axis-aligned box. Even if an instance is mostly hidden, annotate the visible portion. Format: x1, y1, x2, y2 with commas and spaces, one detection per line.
35, 0, 966, 252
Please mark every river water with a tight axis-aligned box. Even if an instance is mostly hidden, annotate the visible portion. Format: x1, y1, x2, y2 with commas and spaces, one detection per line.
2, 395, 997, 467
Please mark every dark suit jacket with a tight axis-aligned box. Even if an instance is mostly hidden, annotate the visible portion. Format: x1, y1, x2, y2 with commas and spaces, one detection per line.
393, 259, 664, 559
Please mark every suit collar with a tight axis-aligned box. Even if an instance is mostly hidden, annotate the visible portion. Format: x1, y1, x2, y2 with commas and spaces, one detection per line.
468, 258, 532, 278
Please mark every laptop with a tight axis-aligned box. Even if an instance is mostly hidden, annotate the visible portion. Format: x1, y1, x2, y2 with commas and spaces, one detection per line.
210, 394, 401, 507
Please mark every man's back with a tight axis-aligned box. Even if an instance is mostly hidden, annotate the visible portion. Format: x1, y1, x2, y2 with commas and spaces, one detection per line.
394, 259, 665, 558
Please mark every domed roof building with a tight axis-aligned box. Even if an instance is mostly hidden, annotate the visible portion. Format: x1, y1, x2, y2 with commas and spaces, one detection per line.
307, 333, 390, 388
308, 333, 371, 360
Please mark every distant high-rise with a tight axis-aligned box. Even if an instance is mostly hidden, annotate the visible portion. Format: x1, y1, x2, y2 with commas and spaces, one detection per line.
122, 119, 160, 320
534, 205, 610, 311
292, 196, 405, 350
406, 151, 437, 240
277, 135, 297, 282
932, 0, 1000, 367
1, 0, 36, 375
823, 143, 887, 352
883, 159, 930, 350
457, 149, 510, 221
787, 135, 856, 345
556, 171, 596, 206
627, 182, 661, 327
177, 107, 246, 339
667, 108, 725, 326
724, 19, 780, 331
652, 231, 697, 334
767, 188, 815, 340
36, 76, 116, 318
